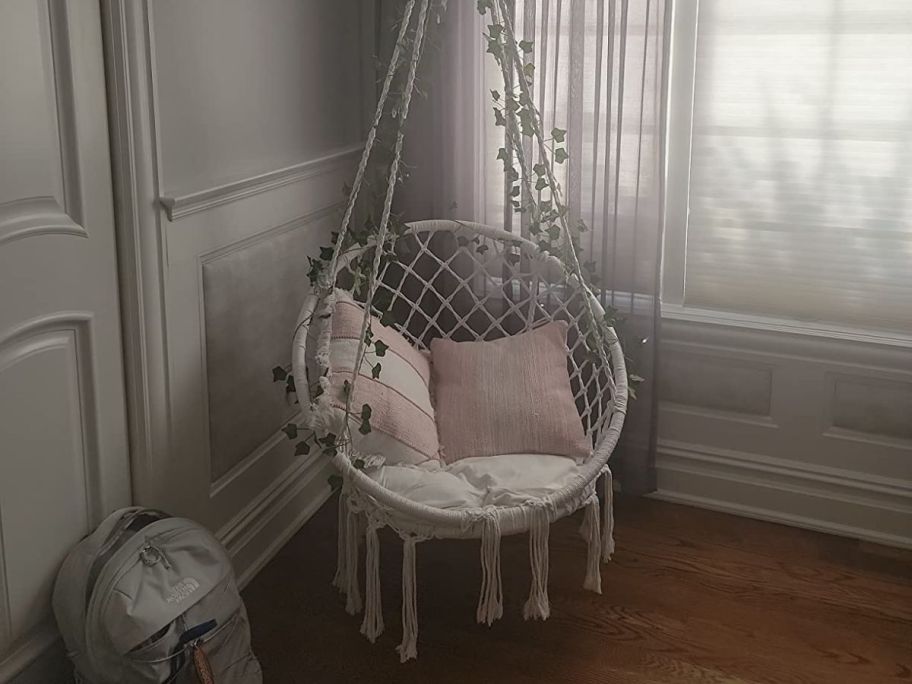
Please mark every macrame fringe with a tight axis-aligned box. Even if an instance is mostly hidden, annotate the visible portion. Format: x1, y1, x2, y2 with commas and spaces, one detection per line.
523, 505, 551, 621
360, 523, 384, 642
332, 492, 348, 592
344, 501, 362, 614
602, 468, 616, 562
396, 537, 419, 662
476, 513, 503, 625
582, 496, 603, 594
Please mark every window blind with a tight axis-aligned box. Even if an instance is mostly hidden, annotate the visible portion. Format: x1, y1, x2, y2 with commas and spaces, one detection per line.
685, 0, 912, 333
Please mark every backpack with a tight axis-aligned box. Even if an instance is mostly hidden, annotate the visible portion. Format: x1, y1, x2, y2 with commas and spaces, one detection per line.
53, 507, 262, 683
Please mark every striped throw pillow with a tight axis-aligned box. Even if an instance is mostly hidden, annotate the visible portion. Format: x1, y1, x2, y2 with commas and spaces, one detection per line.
325, 290, 441, 466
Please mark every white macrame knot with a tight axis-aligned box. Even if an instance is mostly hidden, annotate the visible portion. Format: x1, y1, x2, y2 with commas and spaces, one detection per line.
332, 492, 348, 593
523, 503, 552, 621
344, 498, 363, 615
397, 536, 420, 662
476, 510, 504, 626
582, 495, 602, 594
360, 521, 384, 642
602, 467, 616, 562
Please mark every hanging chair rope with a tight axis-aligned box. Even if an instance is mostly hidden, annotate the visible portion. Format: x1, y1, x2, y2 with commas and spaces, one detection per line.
340, 0, 434, 448
322, 0, 419, 287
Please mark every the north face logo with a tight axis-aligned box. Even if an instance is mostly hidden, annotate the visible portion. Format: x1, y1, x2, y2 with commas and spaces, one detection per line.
166, 578, 201, 604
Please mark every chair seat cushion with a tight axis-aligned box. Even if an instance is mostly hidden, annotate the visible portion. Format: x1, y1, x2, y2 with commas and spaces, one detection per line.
367, 453, 583, 510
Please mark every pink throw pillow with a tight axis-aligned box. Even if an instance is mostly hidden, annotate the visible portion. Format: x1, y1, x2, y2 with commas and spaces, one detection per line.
430, 321, 590, 463
325, 291, 441, 466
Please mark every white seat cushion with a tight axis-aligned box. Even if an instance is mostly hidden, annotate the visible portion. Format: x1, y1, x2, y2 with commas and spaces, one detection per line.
367, 453, 584, 510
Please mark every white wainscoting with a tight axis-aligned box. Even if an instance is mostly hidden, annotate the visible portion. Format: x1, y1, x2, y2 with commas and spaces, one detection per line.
654, 308, 912, 548
103, 0, 373, 590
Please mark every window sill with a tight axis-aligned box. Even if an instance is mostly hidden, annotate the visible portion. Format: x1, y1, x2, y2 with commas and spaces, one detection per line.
661, 303, 912, 350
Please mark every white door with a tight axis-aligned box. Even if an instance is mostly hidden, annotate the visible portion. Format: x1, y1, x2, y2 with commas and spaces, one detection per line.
0, 1, 130, 679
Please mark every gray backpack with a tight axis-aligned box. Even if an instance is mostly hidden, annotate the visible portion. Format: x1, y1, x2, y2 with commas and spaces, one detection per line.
53, 507, 262, 683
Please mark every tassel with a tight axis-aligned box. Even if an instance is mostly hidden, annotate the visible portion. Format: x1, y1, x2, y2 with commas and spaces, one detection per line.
396, 537, 419, 662
523, 506, 551, 621
602, 467, 616, 562
332, 493, 348, 592
360, 523, 384, 642
582, 497, 602, 594
476, 513, 503, 625
344, 502, 362, 614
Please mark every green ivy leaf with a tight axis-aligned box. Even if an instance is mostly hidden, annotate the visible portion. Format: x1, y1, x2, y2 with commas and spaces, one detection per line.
374, 340, 389, 357
359, 404, 373, 434
379, 309, 396, 327
519, 39, 534, 53
490, 89, 501, 101
272, 366, 287, 382
295, 440, 311, 456
342, 379, 351, 397
319, 246, 334, 261
281, 423, 298, 440
535, 177, 548, 191
371, 363, 382, 379
328, 474, 343, 492
554, 148, 569, 163
551, 127, 567, 143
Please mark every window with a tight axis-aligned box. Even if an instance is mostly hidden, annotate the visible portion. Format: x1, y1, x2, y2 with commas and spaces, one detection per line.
665, 0, 912, 335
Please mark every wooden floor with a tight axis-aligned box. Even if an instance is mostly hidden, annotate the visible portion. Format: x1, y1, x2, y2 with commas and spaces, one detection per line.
244, 495, 912, 683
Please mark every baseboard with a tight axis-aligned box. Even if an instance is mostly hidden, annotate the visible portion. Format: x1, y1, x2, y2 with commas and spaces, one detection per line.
653, 440, 912, 550
217, 453, 335, 589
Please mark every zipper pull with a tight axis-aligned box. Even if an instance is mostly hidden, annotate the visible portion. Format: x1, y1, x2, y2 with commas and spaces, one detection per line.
138, 542, 170, 569
191, 641, 215, 684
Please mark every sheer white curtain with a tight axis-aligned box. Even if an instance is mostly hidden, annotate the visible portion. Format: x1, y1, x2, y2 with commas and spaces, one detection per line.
685, 0, 912, 333
399, 0, 667, 494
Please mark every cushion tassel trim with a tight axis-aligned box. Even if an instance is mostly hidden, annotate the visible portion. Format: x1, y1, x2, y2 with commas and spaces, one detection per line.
360, 522, 384, 642
602, 467, 615, 562
523, 504, 551, 621
396, 537, 419, 662
476, 512, 503, 625
582, 495, 602, 594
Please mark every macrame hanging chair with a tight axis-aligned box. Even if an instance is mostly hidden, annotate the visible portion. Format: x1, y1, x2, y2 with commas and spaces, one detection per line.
291, 0, 627, 662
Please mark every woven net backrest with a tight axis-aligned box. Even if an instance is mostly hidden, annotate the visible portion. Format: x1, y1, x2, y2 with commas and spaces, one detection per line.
332, 220, 619, 446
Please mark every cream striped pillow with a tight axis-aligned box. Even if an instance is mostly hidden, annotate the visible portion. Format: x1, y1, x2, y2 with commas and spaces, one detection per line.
322, 290, 441, 466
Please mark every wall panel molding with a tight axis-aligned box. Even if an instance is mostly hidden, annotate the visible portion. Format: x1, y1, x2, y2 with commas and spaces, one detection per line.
658, 315, 912, 548
654, 440, 912, 550
160, 143, 362, 221
0, 197, 85, 247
